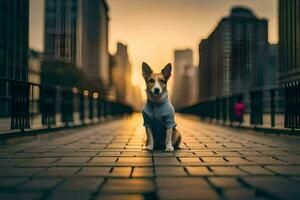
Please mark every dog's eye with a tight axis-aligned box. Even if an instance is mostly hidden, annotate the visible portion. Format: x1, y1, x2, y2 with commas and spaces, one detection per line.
148, 79, 155, 83
159, 80, 166, 84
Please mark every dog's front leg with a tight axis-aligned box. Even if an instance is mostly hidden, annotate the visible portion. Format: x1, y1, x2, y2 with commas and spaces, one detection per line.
145, 127, 154, 151
165, 128, 174, 152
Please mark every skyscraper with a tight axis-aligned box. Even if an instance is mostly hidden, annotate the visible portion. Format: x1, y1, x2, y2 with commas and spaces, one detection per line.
110, 43, 131, 103
199, 7, 268, 98
278, 0, 300, 128
181, 65, 198, 106
44, 0, 109, 86
76, 0, 109, 85
110, 42, 142, 110
0, 0, 29, 120
44, 0, 77, 63
199, 39, 213, 100
265, 44, 279, 87
29, 49, 43, 85
0, 0, 29, 81
171, 49, 194, 108
279, 0, 300, 83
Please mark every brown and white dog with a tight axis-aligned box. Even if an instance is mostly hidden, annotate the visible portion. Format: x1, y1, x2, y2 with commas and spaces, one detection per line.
142, 62, 181, 151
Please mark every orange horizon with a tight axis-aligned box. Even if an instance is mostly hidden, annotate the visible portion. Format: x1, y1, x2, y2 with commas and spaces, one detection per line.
29, 0, 278, 95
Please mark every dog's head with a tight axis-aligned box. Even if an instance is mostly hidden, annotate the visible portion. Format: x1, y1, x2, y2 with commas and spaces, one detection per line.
142, 62, 172, 96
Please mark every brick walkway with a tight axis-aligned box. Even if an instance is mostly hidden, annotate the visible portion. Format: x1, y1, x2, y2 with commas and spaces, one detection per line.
0, 114, 300, 200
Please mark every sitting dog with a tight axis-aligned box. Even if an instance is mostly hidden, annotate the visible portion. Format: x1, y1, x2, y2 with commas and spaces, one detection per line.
142, 62, 181, 151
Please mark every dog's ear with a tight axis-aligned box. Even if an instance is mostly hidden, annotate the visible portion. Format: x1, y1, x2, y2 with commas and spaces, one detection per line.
142, 62, 153, 78
161, 63, 172, 80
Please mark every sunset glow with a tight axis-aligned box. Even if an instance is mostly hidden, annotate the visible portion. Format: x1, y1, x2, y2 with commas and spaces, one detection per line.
29, 0, 277, 91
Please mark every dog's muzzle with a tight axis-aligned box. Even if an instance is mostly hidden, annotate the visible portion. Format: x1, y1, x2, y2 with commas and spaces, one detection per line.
154, 88, 160, 95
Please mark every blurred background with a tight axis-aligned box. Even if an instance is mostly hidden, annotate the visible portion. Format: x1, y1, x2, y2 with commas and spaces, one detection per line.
0, 0, 299, 132
28, 0, 278, 108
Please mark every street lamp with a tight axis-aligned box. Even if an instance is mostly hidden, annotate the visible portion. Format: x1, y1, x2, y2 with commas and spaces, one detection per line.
83, 90, 89, 97
72, 87, 78, 94
93, 92, 99, 99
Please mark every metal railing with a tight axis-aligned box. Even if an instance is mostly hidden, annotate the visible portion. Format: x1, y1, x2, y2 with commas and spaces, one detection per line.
0, 78, 133, 133
177, 85, 300, 130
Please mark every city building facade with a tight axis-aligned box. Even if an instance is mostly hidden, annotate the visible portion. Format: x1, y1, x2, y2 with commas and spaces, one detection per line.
110, 43, 131, 103
199, 39, 213, 100
0, 0, 29, 81
279, 0, 300, 83
44, 0, 109, 86
44, 0, 77, 63
278, 0, 300, 128
265, 44, 279, 87
76, 0, 109, 85
181, 65, 198, 106
0, 0, 29, 119
110, 43, 142, 110
171, 49, 194, 108
199, 7, 268, 99
29, 49, 43, 84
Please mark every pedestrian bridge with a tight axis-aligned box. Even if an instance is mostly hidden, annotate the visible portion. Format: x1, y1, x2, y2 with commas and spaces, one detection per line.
0, 114, 299, 200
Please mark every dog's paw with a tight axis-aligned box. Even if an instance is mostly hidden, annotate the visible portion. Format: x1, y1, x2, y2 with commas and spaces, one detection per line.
146, 145, 154, 151
165, 144, 174, 152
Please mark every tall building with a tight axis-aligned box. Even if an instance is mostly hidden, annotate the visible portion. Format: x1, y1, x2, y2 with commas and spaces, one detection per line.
171, 49, 193, 108
44, 0, 109, 86
181, 65, 198, 106
0, 0, 29, 81
44, 0, 77, 63
29, 49, 43, 117
279, 0, 300, 83
76, 0, 109, 85
265, 44, 279, 87
199, 39, 213, 100
110, 43, 143, 110
199, 7, 268, 99
0, 0, 29, 119
110, 43, 131, 103
278, 0, 300, 128
29, 49, 43, 84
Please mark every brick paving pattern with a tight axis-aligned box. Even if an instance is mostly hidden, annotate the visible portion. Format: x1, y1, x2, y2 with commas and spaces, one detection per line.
0, 114, 300, 200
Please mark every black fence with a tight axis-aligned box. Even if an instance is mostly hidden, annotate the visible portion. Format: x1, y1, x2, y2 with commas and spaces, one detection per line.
0, 78, 133, 133
178, 85, 300, 130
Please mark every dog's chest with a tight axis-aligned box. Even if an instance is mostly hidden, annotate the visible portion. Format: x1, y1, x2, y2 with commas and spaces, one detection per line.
144, 105, 164, 122
142, 98, 177, 131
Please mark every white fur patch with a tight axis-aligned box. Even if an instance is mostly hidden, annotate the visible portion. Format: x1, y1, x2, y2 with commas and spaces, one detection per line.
152, 79, 162, 94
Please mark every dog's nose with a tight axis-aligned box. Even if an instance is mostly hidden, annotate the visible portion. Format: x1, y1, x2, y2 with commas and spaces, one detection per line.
154, 88, 160, 94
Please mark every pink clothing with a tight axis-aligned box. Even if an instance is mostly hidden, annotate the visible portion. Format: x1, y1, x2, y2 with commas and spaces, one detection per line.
234, 102, 245, 117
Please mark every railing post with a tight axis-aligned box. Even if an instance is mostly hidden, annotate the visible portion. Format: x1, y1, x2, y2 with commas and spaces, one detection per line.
102, 100, 106, 119
93, 95, 98, 122
222, 97, 227, 124
88, 95, 93, 122
41, 85, 56, 127
11, 81, 30, 130
61, 88, 74, 125
101, 100, 106, 119
284, 83, 300, 129
212, 100, 215, 120
97, 99, 102, 120
0, 78, 133, 133
107, 101, 111, 118
229, 95, 234, 125
250, 90, 263, 126
270, 89, 275, 127
79, 92, 84, 123
216, 98, 220, 122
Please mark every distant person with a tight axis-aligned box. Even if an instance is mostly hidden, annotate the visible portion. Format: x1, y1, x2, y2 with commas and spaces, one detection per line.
234, 95, 245, 126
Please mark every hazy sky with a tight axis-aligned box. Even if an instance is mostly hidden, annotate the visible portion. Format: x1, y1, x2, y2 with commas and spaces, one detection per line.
29, 0, 277, 87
